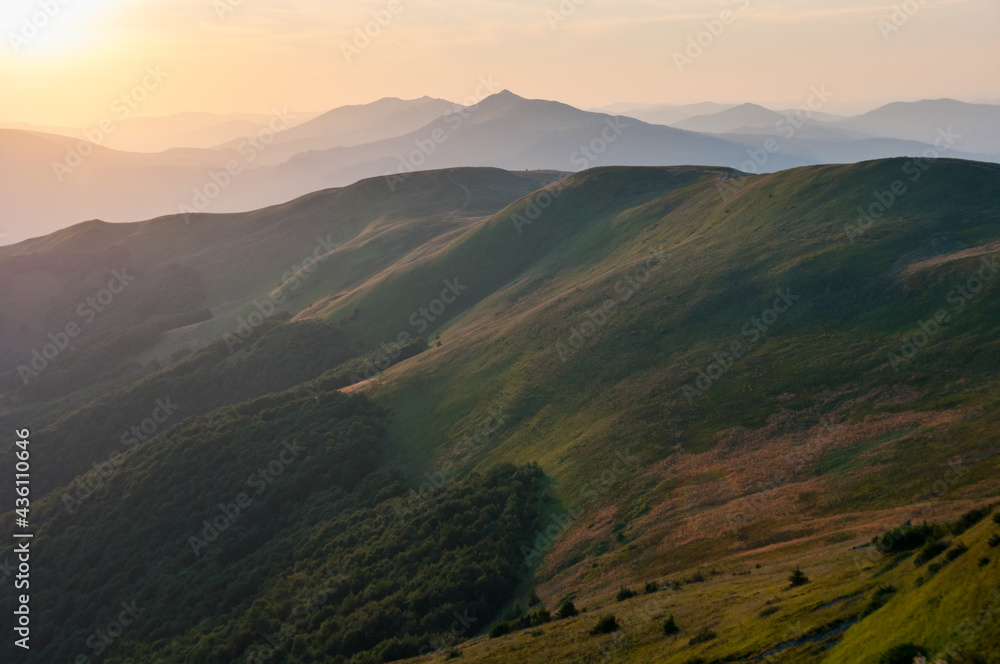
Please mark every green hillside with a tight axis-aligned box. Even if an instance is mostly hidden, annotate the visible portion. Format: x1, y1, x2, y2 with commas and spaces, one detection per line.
0, 168, 563, 423
321, 158, 1000, 661
1, 159, 999, 663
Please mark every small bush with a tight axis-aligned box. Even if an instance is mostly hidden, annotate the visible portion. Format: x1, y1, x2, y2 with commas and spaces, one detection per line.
683, 659, 706, 664
914, 540, 949, 566
945, 543, 969, 562
616, 586, 638, 602
590, 614, 619, 635
645, 581, 660, 594
879, 643, 928, 664
528, 608, 551, 626
951, 508, 989, 535
977, 556, 990, 568
556, 601, 578, 619
759, 606, 780, 617
686, 570, 705, 584
873, 523, 942, 555
788, 568, 810, 587
862, 585, 897, 617
988, 533, 1000, 548
489, 622, 513, 639
445, 648, 462, 660
662, 615, 679, 635
993, 513, 1000, 526
689, 629, 717, 645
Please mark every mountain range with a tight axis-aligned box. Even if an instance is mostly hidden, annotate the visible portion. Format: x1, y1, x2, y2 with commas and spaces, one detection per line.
2, 92, 998, 244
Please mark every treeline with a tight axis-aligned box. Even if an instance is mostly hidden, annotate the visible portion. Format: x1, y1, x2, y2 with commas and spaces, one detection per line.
0, 381, 542, 664
177, 462, 544, 663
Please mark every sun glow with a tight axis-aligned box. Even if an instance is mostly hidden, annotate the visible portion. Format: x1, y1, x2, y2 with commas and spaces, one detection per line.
1, 0, 117, 57
0, 0, 997, 127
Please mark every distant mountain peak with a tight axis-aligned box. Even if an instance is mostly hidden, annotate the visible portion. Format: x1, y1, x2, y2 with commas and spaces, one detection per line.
476, 89, 525, 106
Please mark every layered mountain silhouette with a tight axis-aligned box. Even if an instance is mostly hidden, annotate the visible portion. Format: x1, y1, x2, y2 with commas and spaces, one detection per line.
3, 92, 997, 244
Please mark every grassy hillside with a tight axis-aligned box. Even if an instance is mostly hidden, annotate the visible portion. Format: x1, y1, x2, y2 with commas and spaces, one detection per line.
0, 168, 562, 419
398, 506, 1000, 663
1, 159, 998, 663
324, 159, 1000, 660
345, 159, 1000, 481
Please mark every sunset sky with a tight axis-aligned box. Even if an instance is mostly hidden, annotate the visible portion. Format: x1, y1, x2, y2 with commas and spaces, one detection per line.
1, 0, 998, 126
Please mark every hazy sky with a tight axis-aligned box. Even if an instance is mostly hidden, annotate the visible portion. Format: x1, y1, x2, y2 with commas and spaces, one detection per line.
1, 0, 998, 125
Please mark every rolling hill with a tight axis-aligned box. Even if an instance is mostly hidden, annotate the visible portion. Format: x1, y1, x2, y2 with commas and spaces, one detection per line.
5, 93, 996, 245
836, 99, 1000, 154
0, 167, 564, 404
222, 96, 458, 166
2, 157, 1000, 663
611, 102, 737, 126
672, 103, 785, 133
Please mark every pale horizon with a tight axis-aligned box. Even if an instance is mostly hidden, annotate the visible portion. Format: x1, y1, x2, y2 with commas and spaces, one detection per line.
1, 0, 997, 127
5, 91, 1000, 131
